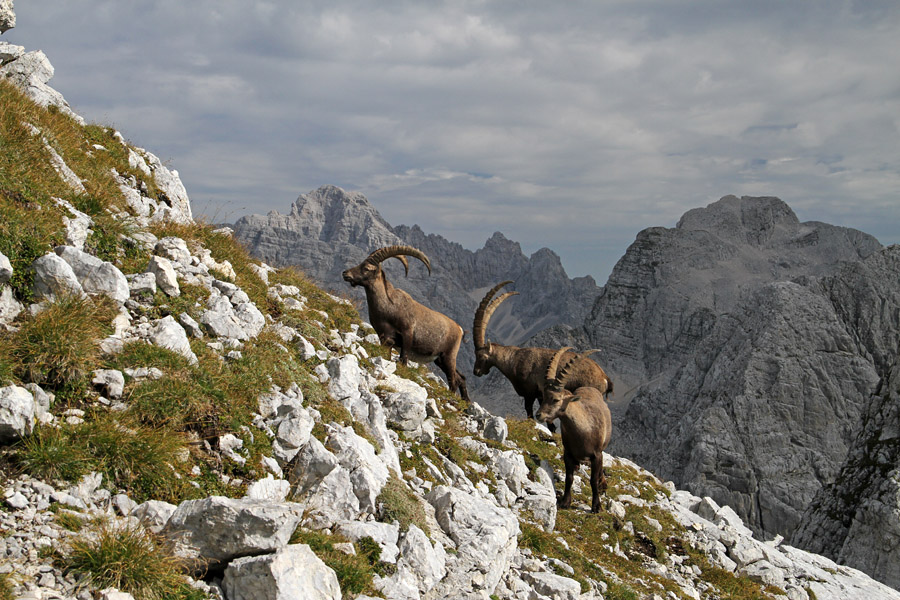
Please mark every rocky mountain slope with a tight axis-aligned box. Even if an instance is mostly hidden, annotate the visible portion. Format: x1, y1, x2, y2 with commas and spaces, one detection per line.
232, 186, 601, 415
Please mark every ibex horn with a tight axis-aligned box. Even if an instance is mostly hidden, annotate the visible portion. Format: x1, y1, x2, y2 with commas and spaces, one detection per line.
473, 281, 516, 349
545, 346, 574, 383
557, 348, 603, 387
365, 245, 432, 276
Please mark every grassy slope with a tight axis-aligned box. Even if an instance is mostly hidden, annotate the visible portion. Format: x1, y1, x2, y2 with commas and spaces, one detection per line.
0, 80, 781, 600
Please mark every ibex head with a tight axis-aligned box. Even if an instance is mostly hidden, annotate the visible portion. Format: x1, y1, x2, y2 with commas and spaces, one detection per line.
472, 280, 518, 376
537, 346, 601, 424
342, 245, 431, 288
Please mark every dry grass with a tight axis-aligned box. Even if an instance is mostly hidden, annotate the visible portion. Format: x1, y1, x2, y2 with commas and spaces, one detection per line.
61, 523, 201, 600
4, 293, 116, 391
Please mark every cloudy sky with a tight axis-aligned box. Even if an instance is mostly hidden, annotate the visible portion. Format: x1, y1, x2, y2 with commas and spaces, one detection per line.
6, 1, 899, 282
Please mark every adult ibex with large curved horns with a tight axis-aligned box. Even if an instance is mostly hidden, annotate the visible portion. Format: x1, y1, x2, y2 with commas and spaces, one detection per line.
537, 346, 612, 513
343, 245, 469, 401
472, 281, 612, 421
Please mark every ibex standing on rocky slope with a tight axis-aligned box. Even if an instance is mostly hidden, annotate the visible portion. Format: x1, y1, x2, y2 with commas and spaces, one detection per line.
343, 245, 469, 401
537, 347, 613, 513
472, 281, 612, 421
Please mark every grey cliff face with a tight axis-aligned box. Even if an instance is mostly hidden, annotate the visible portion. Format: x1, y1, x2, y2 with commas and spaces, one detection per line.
791, 250, 900, 590
233, 185, 602, 413
587, 195, 893, 544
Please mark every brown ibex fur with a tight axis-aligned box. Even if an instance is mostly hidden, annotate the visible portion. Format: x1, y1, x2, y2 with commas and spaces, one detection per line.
472, 281, 612, 423
343, 245, 469, 401
537, 347, 613, 513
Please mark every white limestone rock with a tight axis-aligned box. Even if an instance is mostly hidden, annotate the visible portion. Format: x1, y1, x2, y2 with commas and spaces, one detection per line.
32, 252, 84, 301
92, 369, 125, 400
147, 255, 180, 297
335, 520, 401, 564
245, 475, 291, 503
154, 237, 191, 265
0, 49, 84, 123
132, 500, 177, 534
378, 373, 428, 435
396, 524, 447, 592
521, 570, 582, 600
0, 385, 35, 443
54, 245, 129, 304
426, 485, 520, 596
273, 408, 315, 463
0, 251, 12, 285
147, 315, 197, 364
326, 424, 390, 514
0, 285, 22, 325
53, 198, 93, 250
223, 544, 341, 600
162, 496, 305, 567
128, 272, 157, 297
0, 0, 15, 33
483, 415, 508, 443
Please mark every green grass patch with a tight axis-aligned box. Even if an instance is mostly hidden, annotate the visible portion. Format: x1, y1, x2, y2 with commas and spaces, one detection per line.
376, 474, 430, 535
5, 293, 116, 391
289, 529, 382, 597
20, 414, 192, 503
0, 571, 14, 600
61, 523, 202, 600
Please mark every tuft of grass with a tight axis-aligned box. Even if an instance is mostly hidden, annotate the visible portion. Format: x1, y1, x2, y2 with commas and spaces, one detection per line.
376, 474, 430, 535
6, 293, 116, 390
61, 523, 201, 600
20, 415, 192, 503
289, 529, 381, 597
0, 572, 13, 600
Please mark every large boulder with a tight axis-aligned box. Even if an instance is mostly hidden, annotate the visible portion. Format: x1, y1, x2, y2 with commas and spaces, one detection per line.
32, 252, 84, 301
147, 315, 197, 364
55, 245, 129, 304
162, 496, 304, 567
223, 544, 341, 600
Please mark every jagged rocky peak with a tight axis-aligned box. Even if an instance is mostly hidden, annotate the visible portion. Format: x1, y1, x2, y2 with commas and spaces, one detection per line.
676, 194, 800, 245
586, 194, 882, 387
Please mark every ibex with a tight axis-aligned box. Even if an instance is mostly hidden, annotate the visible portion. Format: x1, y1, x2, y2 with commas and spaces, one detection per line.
537, 347, 612, 513
342, 245, 469, 401
472, 281, 612, 422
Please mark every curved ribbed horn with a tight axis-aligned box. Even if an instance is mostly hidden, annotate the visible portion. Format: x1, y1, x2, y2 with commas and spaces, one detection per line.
557, 348, 603, 387
473, 281, 516, 349
365, 245, 431, 276
545, 346, 574, 383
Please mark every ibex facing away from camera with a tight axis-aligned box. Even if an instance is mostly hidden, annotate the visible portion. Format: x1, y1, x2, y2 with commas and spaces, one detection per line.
537, 346, 612, 513
472, 281, 612, 421
343, 245, 469, 401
